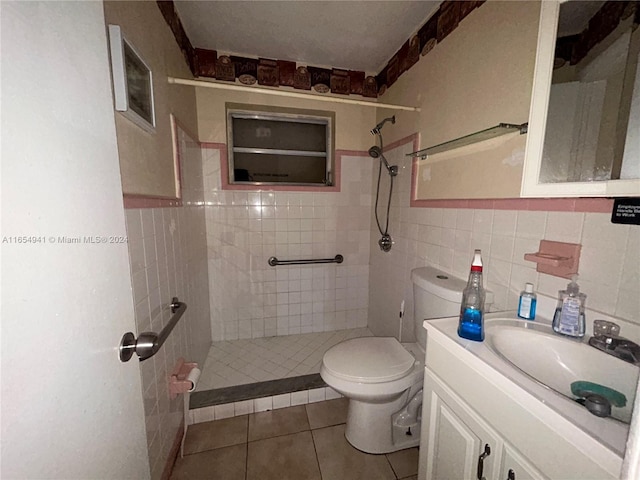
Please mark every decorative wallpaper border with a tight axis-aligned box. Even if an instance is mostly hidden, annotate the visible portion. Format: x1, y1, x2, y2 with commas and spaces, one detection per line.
156, 0, 486, 99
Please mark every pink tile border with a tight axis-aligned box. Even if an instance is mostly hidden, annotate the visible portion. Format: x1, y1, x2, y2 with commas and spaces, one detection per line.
124, 130, 615, 213
385, 132, 420, 154
201, 142, 369, 193
123, 194, 182, 209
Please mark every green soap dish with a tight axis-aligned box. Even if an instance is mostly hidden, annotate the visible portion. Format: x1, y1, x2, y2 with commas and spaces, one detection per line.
571, 381, 627, 408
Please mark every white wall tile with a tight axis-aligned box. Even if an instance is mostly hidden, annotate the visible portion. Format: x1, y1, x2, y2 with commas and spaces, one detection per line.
125, 125, 212, 475
516, 211, 547, 239
545, 212, 584, 243
214, 403, 235, 420
204, 146, 372, 341
191, 406, 215, 425
272, 393, 292, 409
325, 387, 342, 400
290, 390, 309, 406
492, 210, 517, 237
234, 400, 254, 416
368, 138, 640, 339
254, 396, 273, 412
308, 388, 326, 403
473, 209, 494, 234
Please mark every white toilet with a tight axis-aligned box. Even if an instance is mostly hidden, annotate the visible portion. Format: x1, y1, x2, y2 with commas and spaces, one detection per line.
320, 266, 468, 454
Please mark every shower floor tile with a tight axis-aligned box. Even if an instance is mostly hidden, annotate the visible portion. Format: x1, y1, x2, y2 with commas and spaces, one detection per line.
196, 328, 373, 391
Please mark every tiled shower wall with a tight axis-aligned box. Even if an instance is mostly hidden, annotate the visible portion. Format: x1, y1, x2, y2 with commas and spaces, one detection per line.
369, 139, 640, 341
124, 126, 211, 480
202, 147, 373, 341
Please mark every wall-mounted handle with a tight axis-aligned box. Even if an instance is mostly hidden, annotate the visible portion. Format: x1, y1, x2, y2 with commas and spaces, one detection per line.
119, 297, 187, 362
268, 254, 343, 267
507, 468, 516, 480
477, 443, 491, 480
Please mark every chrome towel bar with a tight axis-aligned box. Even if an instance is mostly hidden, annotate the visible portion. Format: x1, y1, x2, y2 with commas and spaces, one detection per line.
119, 297, 187, 362
268, 255, 344, 267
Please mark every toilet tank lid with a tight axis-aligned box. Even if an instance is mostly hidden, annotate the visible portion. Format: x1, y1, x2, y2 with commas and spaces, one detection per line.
411, 266, 465, 302
411, 266, 494, 304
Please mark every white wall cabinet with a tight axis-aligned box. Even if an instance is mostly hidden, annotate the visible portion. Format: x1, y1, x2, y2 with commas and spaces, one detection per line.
522, 1, 640, 197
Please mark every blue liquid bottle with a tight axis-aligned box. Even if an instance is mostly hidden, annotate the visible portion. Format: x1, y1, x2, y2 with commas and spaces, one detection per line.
458, 249, 486, 342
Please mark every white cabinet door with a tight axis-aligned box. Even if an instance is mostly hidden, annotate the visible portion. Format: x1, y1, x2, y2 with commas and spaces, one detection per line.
421, 369, 502, 480
500, 443, 547, 480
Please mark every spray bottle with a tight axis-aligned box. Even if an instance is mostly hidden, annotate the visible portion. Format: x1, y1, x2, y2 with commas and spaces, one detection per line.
457, 249, 486, 342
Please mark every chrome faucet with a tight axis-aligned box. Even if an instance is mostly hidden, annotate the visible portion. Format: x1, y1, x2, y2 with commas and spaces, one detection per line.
588, 320, 640, 366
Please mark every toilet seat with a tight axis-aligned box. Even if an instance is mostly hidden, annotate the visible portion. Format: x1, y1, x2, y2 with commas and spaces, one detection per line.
322, 337, 416, 383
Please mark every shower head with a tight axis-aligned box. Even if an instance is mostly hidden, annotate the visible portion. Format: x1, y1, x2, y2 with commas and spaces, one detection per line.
370, 116, 396, 135
368, 146, 397, 176
368, 145, 382, 158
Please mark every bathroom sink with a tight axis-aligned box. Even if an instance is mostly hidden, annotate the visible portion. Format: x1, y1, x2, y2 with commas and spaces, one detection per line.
484, 319, 639, 424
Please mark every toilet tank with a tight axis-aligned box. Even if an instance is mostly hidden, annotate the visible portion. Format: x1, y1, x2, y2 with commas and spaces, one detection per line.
411, 267, 465, 348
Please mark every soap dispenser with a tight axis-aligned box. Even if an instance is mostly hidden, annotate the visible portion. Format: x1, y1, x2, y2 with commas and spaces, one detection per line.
552, 275, 586, 337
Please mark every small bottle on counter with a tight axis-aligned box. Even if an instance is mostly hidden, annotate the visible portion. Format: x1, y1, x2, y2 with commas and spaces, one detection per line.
517, 283, 537, 320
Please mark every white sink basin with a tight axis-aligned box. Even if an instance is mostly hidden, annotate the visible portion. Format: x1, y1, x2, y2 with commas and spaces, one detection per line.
485, 319, 639, 424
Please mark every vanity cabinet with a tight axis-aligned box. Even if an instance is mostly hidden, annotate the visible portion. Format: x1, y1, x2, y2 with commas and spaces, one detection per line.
500, 443, 544, 480
418, 325, 621, 480
422, 369, 545, 480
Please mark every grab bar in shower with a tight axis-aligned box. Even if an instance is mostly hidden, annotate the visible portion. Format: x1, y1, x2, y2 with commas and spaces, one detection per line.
268, 254, 344, 267
119, 297, 187, 362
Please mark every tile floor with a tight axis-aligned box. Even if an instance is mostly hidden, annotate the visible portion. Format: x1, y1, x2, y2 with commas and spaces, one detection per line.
172, 397, 419, 480
196, 328, 373, 391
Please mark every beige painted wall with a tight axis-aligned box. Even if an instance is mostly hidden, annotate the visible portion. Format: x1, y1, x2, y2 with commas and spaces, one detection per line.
377, 0, 541, 199
104, 1, 198, 197
195, 88, 375, 152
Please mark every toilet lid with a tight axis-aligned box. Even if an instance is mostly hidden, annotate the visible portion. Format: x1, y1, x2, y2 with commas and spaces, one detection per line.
322, 337, 416, 383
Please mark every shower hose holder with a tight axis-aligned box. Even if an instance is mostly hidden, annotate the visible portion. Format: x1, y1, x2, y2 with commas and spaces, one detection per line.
379, 234, 393, 252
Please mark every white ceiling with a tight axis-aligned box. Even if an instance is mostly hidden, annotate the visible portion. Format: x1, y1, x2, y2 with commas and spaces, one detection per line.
174, 1, 441, 74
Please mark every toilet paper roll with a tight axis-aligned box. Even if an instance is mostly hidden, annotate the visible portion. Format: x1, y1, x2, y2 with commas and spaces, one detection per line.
187, 367, 201, 392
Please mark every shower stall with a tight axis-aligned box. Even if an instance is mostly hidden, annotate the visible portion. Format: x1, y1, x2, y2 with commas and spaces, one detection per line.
190, 116, 403, 414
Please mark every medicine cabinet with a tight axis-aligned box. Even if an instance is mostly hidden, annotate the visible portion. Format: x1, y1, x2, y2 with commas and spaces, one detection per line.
521, 0, 640, 197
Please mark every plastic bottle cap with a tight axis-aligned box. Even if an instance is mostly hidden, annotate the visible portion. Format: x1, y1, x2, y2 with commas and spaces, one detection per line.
525, 283, 534, 293
567, 275, 580, 295
471, 249, 483, 272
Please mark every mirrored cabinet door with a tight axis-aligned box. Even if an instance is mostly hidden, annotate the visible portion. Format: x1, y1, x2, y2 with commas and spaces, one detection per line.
522, 0, 640, 197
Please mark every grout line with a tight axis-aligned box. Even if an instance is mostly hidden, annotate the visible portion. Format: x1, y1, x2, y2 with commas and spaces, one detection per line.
244, 434, 249, 480
308, 418, 323, 480
385, 451, 400, 479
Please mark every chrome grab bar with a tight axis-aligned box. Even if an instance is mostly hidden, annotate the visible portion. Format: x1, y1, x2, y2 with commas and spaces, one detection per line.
268, 254, 344, 267
119, 297, 187, 362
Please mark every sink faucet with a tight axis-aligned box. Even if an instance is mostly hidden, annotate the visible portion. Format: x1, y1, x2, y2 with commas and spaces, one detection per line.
588, 320, 640, 366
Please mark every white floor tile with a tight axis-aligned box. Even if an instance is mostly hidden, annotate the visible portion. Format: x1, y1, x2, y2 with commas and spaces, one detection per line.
196, 327, 372, 391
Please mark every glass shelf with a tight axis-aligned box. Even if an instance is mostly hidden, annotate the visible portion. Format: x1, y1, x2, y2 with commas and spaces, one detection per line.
407, 123, 528, 158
